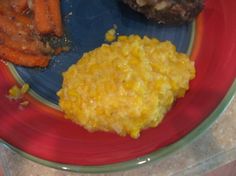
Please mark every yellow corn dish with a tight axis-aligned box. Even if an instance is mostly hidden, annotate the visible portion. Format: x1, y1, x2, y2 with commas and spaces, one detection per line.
57, 35, 196, 138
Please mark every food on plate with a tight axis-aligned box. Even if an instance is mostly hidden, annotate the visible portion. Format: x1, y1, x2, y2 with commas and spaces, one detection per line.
8, 83, 30, 100
58, 35, 196, 138
0, 45, 50, 67
10, 0, 28, 13
123, 0, 204, 24
0, 32, 49, 55
54, 46, 70, 56
8, 83, 30, 108
105, 25, 117, 42
0, 0, 63, 67
47, 0, 64, 37
19, 100, 29, 108
0, 14, 32, 37
34, 0, 53, 34
34, 0, 63, 37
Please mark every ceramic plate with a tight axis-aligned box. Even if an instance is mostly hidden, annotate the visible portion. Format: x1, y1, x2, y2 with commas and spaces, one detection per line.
0, 0, 235, 173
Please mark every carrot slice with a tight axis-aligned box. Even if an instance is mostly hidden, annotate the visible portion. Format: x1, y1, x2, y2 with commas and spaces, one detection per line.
47, 0, 63, 37
11, 0, 28, 13
0, 32, 48, 54
0, 44, 50, 67
34, 0, 53, 34
0, 14, 32, 37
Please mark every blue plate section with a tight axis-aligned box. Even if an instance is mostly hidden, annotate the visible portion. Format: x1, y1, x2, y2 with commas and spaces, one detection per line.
14, 0, 193, 105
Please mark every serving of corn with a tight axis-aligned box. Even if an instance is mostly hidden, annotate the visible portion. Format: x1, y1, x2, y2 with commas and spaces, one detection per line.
58, 35, 195, 138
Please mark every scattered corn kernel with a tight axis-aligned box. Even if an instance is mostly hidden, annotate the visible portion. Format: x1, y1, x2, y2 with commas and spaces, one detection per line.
19, 101, 30, 110
105, 26, 117, 42
8, 83, 30, 100
20, 83, 30, 94
8, 85, 21, 99
20, 100, 29, 107
58, 35, 196, 139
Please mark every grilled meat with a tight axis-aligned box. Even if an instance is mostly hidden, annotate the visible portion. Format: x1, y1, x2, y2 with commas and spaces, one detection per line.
123, 0, 204, 24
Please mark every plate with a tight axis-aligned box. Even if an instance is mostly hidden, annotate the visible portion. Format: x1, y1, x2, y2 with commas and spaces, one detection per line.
0, 0, 236, 173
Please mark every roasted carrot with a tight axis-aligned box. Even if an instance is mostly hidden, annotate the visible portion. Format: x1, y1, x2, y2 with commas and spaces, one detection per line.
0, 14, 32, 37
34, 0, 53, 34
0, 44, 50, 67
0, 2, 32, 26
0, 2, 11, 15
11, 0, 28, 13
13, 14, 33, 27
0, 10, 32, 27
0, 14, 22, 35
47, 0, 63, 37
0, 31, 47, 54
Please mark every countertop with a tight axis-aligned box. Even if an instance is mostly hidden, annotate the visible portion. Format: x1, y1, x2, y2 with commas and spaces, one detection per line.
0, 96, 235, 176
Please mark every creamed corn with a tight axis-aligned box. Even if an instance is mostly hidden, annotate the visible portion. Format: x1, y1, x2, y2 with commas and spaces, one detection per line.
57, 35, 195, 138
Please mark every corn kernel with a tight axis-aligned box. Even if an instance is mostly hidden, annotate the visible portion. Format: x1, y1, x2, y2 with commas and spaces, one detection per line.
105, 27, 117, 42
8, 85, 21, 99
20, 100, 29, 107
21, 83, 30, 94
8, 83, 30, 100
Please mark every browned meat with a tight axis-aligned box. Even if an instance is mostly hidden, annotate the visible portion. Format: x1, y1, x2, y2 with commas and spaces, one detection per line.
123, 0, 204, 24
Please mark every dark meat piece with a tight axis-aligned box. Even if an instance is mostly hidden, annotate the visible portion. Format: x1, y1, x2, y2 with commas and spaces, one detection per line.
123, 0, 204, 24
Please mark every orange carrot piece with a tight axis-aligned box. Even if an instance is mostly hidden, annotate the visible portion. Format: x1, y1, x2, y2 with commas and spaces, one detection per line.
0, 3, 11, 14
34, 0, 53, 34
11, 0, 28, 13
0, 12, 32, 27
13, 14, 33, 27
54, 47, 63, 55
0, 32, 46, 54
0, 14, 32, 37
47, 0, 63, 37
0, 3, 32, 26
0, 44, 50, 67
0, 14, 21, 35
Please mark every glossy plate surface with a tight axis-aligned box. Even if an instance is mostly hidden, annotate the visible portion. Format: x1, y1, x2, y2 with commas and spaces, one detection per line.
0, 0, 236, 173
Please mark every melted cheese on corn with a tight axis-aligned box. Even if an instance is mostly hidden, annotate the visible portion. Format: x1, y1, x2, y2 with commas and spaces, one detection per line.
58, 35, 196, 138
